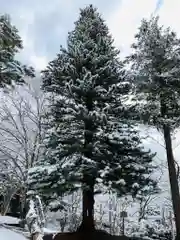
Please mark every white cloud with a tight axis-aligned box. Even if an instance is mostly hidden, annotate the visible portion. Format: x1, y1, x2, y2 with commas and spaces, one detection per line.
107, 0, 180, 58
9, 0, 75, 70
12, 0, 161, 68
107, 0, 158, 58
158, 0, 180, 37
12, 0, 180, 70
30, 55, 48, 71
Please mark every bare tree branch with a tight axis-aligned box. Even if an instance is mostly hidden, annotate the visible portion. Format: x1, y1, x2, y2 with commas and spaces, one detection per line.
0, 83, 46, 213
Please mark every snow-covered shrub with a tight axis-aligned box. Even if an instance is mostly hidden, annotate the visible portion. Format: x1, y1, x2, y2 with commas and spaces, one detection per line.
128, 219, 172, 240
26, 193, 45, 240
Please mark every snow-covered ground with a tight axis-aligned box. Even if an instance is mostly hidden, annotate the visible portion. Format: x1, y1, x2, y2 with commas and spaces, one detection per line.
0, 227, 27, 240
0, 216, 57, 239
0, 216, 20, 225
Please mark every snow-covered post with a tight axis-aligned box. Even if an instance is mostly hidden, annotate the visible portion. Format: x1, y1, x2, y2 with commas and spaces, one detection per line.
26, 192, 44, 240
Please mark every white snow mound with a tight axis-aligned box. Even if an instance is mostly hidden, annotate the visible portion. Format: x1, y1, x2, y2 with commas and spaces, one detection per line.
0, 227, 27, 240
0, 216, 20, 224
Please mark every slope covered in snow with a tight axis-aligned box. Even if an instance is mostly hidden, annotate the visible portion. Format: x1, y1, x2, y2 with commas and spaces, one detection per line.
0, 227, 27, 240
0, 216, 20, 225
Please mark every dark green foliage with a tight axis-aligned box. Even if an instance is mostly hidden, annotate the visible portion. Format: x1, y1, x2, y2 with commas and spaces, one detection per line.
127, 16, 180, 130
127, 15, 180, 239
0, 14, 35, 87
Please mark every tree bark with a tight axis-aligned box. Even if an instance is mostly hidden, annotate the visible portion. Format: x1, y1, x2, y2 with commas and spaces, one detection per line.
78, 177, 95, 232
163, 124, 180, 240
77, 98, 96, 232
160, 96, 180, 240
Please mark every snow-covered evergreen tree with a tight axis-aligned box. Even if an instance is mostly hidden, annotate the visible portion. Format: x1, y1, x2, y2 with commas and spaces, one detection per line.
28, 5, 157, 230
0, 14, 34, 87
127, 16, 180, 129
127, 15, 180, 240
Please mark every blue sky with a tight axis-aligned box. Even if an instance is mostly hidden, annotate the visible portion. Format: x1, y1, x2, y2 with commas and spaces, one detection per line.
0, 0, 177, 70
155, 0, 164, 11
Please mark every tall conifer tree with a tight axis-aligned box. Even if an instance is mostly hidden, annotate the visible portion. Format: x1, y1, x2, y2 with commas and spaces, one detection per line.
28, 5, 157, 231
127, 16, 180, 240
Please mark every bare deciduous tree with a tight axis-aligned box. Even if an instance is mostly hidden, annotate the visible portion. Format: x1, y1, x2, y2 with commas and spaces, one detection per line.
0, 83, 45, 215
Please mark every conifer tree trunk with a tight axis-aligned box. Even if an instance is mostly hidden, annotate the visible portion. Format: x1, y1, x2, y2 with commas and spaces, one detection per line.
79, 98, 95, 231
163, 124, 180, 240
161, 99, 180, 240
81, 178, 95, 231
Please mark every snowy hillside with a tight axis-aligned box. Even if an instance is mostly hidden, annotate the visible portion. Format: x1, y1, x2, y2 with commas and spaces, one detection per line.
0, 227, 27, 240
